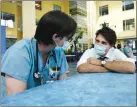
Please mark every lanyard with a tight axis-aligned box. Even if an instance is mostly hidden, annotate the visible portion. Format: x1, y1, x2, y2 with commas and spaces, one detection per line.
33, 42, 60, 84
33, 42, 41, 83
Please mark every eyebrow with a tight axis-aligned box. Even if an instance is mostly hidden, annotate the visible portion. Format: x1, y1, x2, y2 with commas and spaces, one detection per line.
95, 39, 107, 44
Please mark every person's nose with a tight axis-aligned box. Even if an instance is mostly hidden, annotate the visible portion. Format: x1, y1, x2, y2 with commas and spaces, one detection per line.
98, 41, 102, 46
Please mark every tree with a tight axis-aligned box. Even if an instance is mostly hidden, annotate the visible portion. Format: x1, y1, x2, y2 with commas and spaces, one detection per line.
70, 27, 84, 52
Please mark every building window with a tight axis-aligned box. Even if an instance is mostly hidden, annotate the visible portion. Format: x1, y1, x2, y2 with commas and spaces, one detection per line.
99, 5, 108, 16
6, 38, 17, 49
123, 19, 135, 31
35, 1, 42, 10
122, 1, 134, 11
53, 4, 61, 11
1, 11, 15, 28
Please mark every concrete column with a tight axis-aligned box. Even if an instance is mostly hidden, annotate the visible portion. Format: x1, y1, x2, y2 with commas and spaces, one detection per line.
87, 1, 96, 44
22, 1, 36, 38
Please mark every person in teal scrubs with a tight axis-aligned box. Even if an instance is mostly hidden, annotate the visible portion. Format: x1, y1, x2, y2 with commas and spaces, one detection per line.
1, 10, 77, 97
123, 40, 136, 61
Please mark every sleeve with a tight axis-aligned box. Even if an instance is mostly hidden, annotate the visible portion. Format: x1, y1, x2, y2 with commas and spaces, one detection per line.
1, 48, 31, 83
77, 49, 91, 68
124, 47, 130, 54
58, 52, 69, 76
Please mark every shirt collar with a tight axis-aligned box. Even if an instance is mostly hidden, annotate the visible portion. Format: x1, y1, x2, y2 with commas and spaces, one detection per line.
105, 47, 115, 58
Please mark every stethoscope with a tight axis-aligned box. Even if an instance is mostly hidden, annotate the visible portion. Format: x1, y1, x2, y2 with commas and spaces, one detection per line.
33, 42, 60, 84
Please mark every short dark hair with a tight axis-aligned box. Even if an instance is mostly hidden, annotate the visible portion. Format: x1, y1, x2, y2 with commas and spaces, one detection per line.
34, 10, 77, 45
95, 27, 117, 46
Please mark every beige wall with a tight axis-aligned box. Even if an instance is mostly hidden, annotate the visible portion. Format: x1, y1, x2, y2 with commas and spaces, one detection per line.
36, 1, 69, 20
96, 1, 136, 39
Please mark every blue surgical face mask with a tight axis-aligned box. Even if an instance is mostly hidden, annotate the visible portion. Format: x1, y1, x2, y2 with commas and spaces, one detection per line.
94, 44, 107, 56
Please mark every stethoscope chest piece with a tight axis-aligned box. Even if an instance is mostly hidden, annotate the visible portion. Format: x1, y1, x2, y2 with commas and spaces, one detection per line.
34, 72, 40, 78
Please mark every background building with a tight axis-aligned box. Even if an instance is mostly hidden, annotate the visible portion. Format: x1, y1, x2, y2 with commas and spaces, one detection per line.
1, 1, 69, 49
1, 1, 136, 51
87, 1, 136, 51
69, 1, 89, 51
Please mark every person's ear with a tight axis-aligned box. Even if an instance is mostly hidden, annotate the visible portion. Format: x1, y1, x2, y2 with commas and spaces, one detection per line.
52, 33, 58, 41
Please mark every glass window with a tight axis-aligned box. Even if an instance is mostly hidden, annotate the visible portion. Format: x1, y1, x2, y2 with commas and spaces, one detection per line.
6, 38, 17, 49
123, 19, 135, 31
122, 1, 134, 11
53, 4, 61, 11
99, 5, 108, 16
1, 12, 15, 28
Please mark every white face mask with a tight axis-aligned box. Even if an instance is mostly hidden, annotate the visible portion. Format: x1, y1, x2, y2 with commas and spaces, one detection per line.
55, 39, 70, 51
94, 44, 107, 56
128, 43, 133, 47
61, 41, 70, 51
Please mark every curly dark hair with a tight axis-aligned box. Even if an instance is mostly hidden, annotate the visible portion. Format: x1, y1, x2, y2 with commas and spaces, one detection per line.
96, 27, 117, 46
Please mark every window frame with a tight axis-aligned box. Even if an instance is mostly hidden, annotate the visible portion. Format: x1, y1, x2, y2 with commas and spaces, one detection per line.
1, 11, 15, 28
53, 4, 61, 11
99, 5, 109, 16
35, 1, 42, 10
123, 19, 135, 31
122, 1, 134, 11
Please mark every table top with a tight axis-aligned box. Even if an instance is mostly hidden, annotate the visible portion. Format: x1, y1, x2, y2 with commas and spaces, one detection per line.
1, 72, 136, 106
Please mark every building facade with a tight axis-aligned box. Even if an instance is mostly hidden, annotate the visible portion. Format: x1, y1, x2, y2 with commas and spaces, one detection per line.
87, 1, 136, 51
1, 1, 69, 48
69, 1, 89, 51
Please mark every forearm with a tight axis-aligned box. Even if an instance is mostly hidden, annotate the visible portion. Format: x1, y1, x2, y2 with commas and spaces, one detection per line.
58, 73, 68, 80
126, 53, 132, 58
77, 63, 109, 73
104, 61, 136, 73
6, 75, 27, 96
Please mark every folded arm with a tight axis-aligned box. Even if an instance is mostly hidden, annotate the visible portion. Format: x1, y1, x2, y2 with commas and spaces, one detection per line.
77, 63, 109, 73
77, 57, 135, 73
103, 60, 135, 73
125, 53, 132, 58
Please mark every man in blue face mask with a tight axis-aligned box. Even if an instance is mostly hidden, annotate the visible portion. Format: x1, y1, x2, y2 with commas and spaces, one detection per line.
77, 27, 136, 73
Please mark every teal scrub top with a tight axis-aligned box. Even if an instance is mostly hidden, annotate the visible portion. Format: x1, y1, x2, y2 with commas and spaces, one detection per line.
1, 37, 69, 98
123, 46, 134, 56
